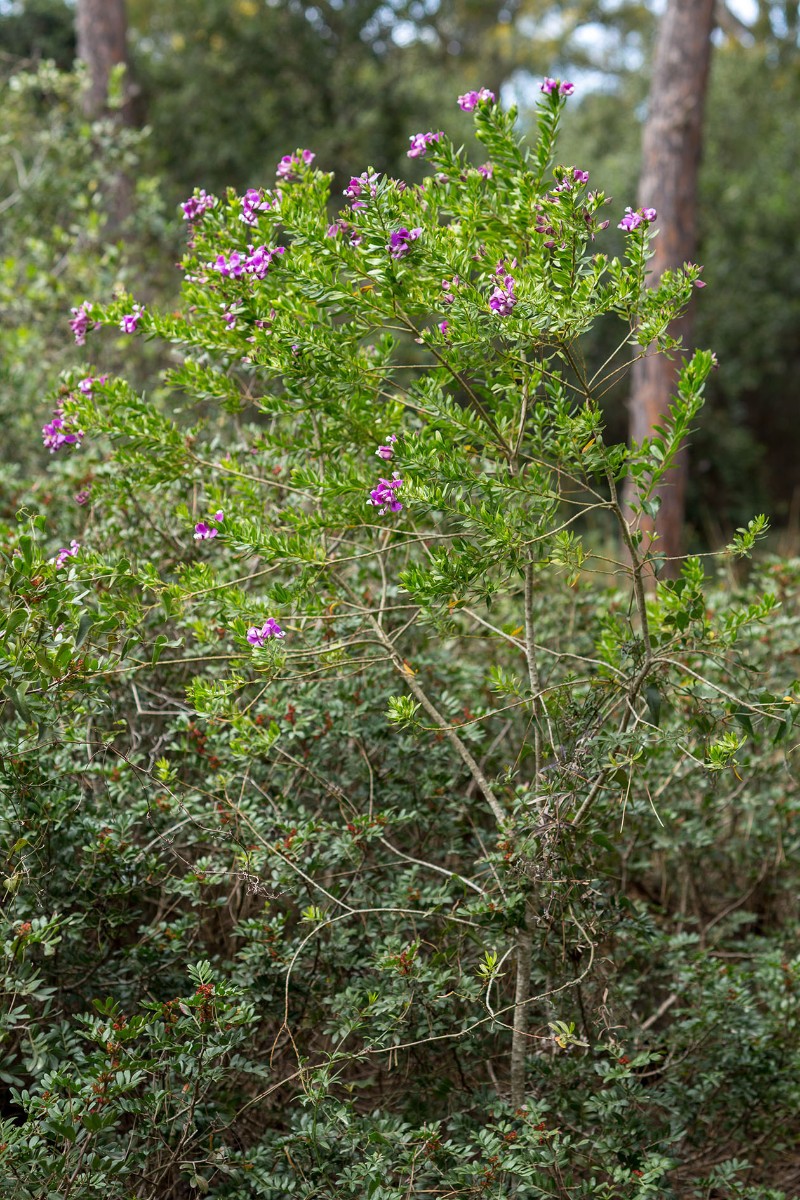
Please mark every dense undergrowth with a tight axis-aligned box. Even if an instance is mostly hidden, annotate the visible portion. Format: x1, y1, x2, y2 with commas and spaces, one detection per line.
1, 69, 800, 1200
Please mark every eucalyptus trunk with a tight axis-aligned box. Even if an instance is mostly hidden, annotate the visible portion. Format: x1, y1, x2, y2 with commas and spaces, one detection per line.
625, 0, 715, 572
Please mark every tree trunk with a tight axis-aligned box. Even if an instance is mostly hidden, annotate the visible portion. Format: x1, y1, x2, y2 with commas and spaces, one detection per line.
625, 0, 716, 572
75, 0, 134, 122
510, 902, 534, 1108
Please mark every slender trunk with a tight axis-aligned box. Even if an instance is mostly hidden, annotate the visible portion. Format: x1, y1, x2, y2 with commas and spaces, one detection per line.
625, 0, 715, 573
75, 0, 135, 227
510, 900, 534, 1107
75, 0, 134, 121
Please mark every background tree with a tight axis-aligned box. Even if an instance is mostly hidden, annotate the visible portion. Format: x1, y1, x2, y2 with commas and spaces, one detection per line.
75, 0, 135, 121
623, 0, 716, 570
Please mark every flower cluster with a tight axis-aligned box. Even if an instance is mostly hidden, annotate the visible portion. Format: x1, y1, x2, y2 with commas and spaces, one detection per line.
540, 77, 574, 96
194, 511, 224, 540
69, 302, 98, 346
212, 244, 286, 280
247, 618, 285, 645
441, 275, 461, 304
489, 260, 517, 316
120, 305, 145, 334
407, 131, 441, 159
240, 188, 279, 225
326, 219, 362, 247
54, 540, 80, 570
368, 473, 404, 515
181, 190, 217, 221
343, 171, 379, 210
276, 149, 315, 180
618, 206, 657, 232
388, 227, 422, 260
42, 408, 84, 453
457, 87, 495, 112
78, 373, 107, 393
376, 434, 397, 461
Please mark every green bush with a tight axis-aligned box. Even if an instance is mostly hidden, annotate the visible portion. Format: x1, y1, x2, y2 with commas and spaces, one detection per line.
1, 79, 799, 1199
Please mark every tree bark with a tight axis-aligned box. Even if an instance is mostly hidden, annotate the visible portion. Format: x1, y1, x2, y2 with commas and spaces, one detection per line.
510, 901, 534, 1108
625, 0, 716, 572
75, 0, 133, 122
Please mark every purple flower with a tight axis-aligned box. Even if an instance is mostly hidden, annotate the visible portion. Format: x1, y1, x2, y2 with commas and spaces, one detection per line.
55, 540, 80, 570
489, 263, 517, 316
407, 131, 442, 159
344, 171, 379, 209
240, 188, 275, 225
478, 162, 493, 180
439, 320, 450, 340
618, 206, 657, 232
78, 374, 107, 393
276, 149, 315, 180
368, 473, 404, 516
69, 302, 98, 346
75, 489, 91, 505
181, 190, 216, 221
212, 510, 224, 522
489, 278, 516, 315
212, 251, 245, 278
388, 227, 423, 260
194, 522, 217, 540
245, 243, 286, 279
457, 87, 495, 112
43, 410, 84, 453
540, 77, 574, 96
119, 304, 145, 334
573, 169, 589, 184
376, 434, 398, 461
326, 219, 362, 247
246, 617, 285, 645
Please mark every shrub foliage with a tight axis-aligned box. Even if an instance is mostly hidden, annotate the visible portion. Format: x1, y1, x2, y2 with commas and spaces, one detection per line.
1, 82, 799, 1199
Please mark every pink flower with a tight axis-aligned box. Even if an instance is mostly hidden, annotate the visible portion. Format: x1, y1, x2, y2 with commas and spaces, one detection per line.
368, 473, 404, 516
55, 540, 80, 569
457, 87, 495, 112
75, 489, 91, 505
246, 618, 285, 645
119, 305, 145, 334
489, 263, 517, 316
194, 522, 217, 540
478, 162, 493, 180
181, 190, 216, 221
618, 206, 657, 232
43, 410, 84, 453
240, 188, 275, 224
276, 150, 315, 180
78, 374, 107, 393
573, 169, 589, 184
407, 131, 442, 159
388, 227, 422, 259
344, 171, 379, 209
212, 510, 224, 523
540, 77, 574, 96
439, 320, 450, 341
69, 302, 98, 346
376, 434, 397, 461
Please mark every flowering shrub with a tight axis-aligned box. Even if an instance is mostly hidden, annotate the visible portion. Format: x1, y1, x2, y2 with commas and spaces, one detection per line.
1, 79, 799, 1200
